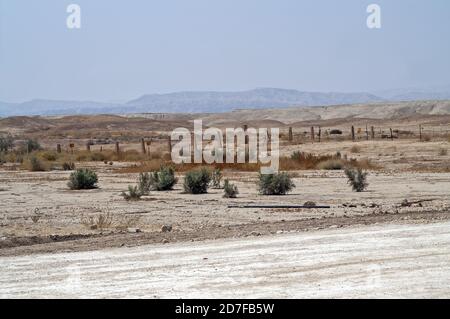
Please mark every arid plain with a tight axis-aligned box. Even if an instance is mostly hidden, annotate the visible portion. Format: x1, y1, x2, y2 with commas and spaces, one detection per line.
1, 101, 450, 297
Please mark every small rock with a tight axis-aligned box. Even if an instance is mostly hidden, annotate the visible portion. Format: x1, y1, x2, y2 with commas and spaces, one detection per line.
250, 231, 261, 236
162, 239, 169, 244
161, 225, 173, 233
127, 227, 141, 233
303, 201, 317, 208
276, 230, 284, 234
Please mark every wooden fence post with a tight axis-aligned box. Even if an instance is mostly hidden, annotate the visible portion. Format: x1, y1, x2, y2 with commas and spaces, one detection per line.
311, 127, 315, 142
371, 126, 375, 140
288, 127, 293, 142
351, 126, 355, 141
56, 144, 61, 153
115, 141, 120, 155
141, 138, 146, 154
318, 127, 321, 142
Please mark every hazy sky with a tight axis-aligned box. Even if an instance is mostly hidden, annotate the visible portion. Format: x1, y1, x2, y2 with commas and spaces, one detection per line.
0, 0, 449, 102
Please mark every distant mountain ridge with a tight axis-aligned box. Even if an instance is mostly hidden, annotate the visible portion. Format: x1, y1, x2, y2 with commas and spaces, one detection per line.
1, 87, 450, 117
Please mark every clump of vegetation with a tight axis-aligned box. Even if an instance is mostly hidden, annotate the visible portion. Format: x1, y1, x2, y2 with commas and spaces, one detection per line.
183, 168, 211, 194
62, 162, 76, 171
258, 172, 295, 195
344, 168, 369, 192
316, 159, 345, 170
438, 148, 448, 156
41, 152, 58, 161
29, 156, 46, 172
68, 169, 98, 190
223, 179, 238, 198
81, 212, 113, 230
121, 185, 143, 201
149, 166, 178, 191
350, 145, 361, 153
76, 151, 107, 162
0, 135, 13, 152
211, 168, 223, 189
138, 172, 152, 195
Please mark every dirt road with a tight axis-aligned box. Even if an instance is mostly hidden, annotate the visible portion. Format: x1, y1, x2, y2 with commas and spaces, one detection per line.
1, 221, 450, 298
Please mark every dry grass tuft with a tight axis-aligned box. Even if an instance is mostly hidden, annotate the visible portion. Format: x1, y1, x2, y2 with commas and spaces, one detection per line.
438, 148, 448, 156
350, 145, 361, 153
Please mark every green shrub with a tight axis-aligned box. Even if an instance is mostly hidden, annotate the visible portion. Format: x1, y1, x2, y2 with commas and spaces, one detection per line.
29, 156, 46, 172
121, 185, 142, 201
344, 168, 368, 192
183, 168, 211, 194
149, 166, 178, 191
138, 172, 152, 195
258, 172, 295, 195
62, 162, 76, 171
68, 169, 98, 190
211, 168, 223, 189
223, 179, 238, 198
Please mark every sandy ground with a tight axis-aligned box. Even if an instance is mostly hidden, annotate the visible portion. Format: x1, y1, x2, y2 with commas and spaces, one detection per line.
1, 139, 449, 254
1, 221, 450, 299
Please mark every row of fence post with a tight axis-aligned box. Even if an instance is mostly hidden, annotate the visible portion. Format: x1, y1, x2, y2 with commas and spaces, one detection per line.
54, 124, 436, 155
283, 124, 430, 142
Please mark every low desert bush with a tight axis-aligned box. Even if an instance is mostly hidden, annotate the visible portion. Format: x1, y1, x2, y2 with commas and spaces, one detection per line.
68, 169, 98, 190
344, 168, 369, 192
183, 168, 211, 194
81, 212, 113, 230
438, 148, 448, 156
41, 151, 58, 161
350, 145, 361, 153
149, 166, 178, 191
211, 168, 223, 189
90, 152, 108, 162
121, 185, 142, 201
316, 159, 345, 170
258, 172, 295, 195
138, 172, 152, 195
29, 156, 47, 172
223, 179, 238, 198
62, 162, 76, 171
